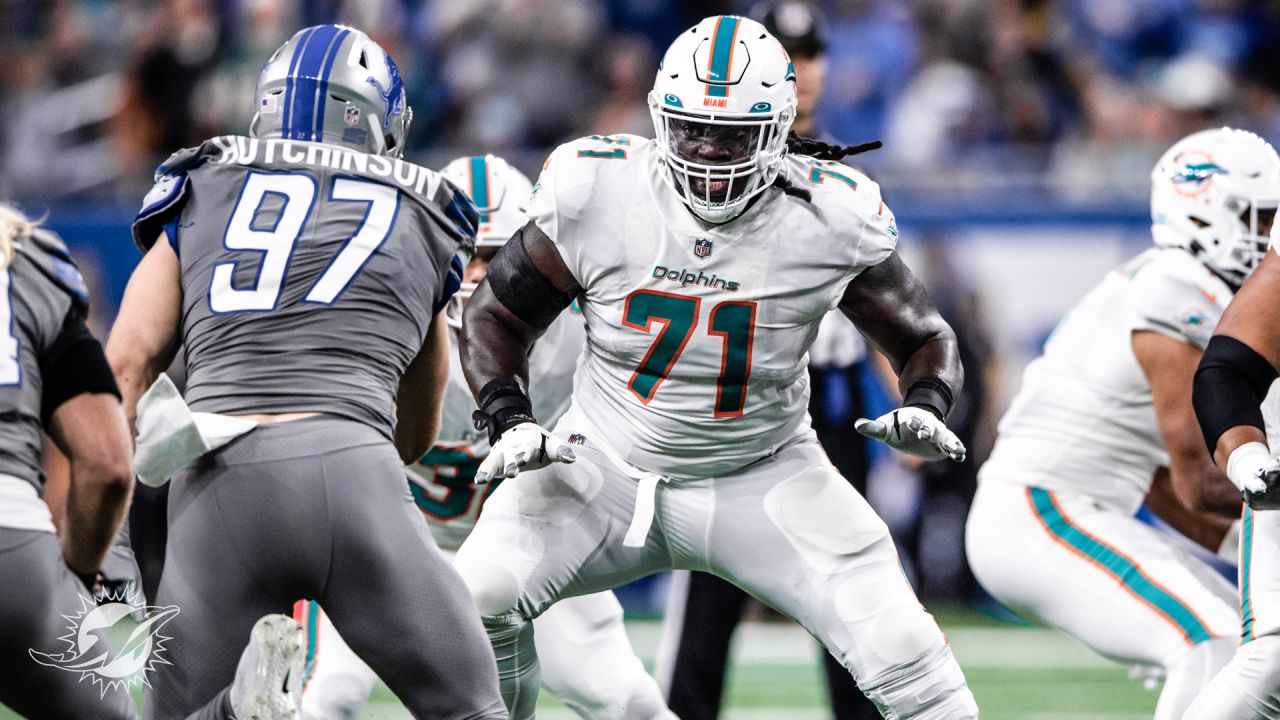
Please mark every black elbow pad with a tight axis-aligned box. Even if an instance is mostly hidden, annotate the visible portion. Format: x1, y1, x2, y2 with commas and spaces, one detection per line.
39, 311, 120, 424
486, 228, 579, 329
1193, 335, 1278, 452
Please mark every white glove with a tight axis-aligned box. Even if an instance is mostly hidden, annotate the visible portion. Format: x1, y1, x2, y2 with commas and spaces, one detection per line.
855, 406, 967, 462
475, 422, 576, 484
1227, 442, 1280, 510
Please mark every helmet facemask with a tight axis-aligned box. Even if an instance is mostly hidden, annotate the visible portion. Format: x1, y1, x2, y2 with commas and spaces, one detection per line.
650, 98, 793, 224
1214, 194, 1278, 284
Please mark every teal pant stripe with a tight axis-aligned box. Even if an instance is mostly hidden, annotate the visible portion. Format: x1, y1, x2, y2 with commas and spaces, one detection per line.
305, 600, 320, 683
1243, 506, 1256, 643
1029, 487, 1213, 644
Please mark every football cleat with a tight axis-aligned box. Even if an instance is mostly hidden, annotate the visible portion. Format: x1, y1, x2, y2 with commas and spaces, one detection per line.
229, 613, 305, 719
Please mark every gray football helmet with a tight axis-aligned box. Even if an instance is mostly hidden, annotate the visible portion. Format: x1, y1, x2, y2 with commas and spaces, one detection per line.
250, 25, 412, 157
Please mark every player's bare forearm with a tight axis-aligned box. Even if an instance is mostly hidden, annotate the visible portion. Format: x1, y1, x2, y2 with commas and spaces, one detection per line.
395, 311, 450, 464
106, 237, 183, 434
460, 282, 538, 397
1134, 331, 1241, 515
839, 253, 964, 412
1145, 466, 1235, 552
49, 393, 134, 575
461, 222, 580, 401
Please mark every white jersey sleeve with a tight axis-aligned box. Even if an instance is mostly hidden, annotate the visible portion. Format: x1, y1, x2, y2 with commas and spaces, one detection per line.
1128, 252, 1231, 350
529, 135, 647, 288
804, 158, 899, 276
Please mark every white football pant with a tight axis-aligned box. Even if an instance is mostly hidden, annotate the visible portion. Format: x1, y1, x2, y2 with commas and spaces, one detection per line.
967, 481, 1240, 720
454, 418, 978, 720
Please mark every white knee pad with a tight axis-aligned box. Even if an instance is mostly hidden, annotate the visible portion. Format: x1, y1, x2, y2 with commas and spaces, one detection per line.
456, 558, 523, 617
859, 641, 978, 720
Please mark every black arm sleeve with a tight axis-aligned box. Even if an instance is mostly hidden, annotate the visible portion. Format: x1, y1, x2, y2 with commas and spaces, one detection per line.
486, 227, 580, 329
1193, 335, 1279, 453
39, 310, 121, 424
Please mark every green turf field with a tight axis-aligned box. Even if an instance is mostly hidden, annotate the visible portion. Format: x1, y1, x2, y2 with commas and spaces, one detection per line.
1, 608, 1160, 719
350, 609, 1159, 719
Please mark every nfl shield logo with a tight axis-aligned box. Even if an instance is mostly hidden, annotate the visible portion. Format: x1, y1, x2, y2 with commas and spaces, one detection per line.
694, 238, 713, 258
344, 105, 361, 126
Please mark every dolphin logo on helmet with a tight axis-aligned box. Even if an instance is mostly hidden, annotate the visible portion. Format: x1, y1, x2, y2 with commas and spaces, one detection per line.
1151, 128, 1280, 286
250, 25, 413, 158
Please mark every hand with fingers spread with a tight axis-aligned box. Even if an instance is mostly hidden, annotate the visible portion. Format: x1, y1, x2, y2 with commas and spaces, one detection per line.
475, 422, 576, 484
1227, 442, 1280, 510
854, 406, 966, 462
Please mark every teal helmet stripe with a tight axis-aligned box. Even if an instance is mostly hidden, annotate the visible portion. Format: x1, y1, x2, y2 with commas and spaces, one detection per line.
469, 155, 491, 223
281, 26, 319, 139
1028, 487, 1214, 644
313, 27, 353, 140
290, 25, 347, 141
1243, 506, 1256, 642
706, 15, 741, 98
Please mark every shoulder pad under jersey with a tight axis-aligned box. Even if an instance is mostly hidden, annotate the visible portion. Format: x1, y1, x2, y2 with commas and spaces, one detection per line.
131, 145, 209, 252
17, 228, 90, 313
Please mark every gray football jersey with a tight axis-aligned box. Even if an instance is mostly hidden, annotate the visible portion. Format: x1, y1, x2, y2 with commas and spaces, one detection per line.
132, 136, 476, 439
0, 229, 91, 489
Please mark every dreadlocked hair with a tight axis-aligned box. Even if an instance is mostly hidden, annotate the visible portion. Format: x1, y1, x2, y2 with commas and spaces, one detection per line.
771, 133, 883, 203
0, 205, 36, 269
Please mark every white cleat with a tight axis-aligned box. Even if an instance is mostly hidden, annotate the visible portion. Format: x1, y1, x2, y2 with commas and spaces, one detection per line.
230, 613, 305, 719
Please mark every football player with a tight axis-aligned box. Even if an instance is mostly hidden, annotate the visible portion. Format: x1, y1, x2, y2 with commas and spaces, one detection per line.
966, 127, 1280, 719
454, 15, 978, 720
1186, 158, 1280, 719
0, 206, 303, 719
299, 154, 673, 720
106, 25, 506, 720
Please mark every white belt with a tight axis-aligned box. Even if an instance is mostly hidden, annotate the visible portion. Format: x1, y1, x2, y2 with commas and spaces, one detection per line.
585, 436, 669, 548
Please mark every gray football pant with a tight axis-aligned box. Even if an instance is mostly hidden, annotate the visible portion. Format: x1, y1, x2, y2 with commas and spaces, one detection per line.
144, 417, 506, 720
0, 527, 237, 719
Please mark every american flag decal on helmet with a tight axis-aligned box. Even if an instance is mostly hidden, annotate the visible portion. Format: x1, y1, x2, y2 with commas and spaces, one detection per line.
694, 238, 713, 258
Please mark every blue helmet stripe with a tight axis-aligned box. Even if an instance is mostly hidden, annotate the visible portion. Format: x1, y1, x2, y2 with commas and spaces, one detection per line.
290, 25, 343, 141
314, 28, 352, 141
706, 16, 740, 98
281, 26, 317, 140
468, 156, 490, 222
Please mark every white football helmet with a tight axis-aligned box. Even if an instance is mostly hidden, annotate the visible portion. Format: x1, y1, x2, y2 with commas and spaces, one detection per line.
1151, 127, 1280, 286
649, 15, 797, 224
439, 154, 534, 328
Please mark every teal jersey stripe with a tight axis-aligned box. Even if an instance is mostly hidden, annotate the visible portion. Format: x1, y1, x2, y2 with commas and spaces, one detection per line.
468, 156, 491, 223
1028, 487, 1213, 644
706, 16, 740, 98
1243, 506, 1256, 642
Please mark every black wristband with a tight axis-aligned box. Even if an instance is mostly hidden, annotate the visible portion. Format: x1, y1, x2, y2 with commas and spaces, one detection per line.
904, 378, 954, 420
73, 568, 98, 592
1194, 335, 1277, 452
472, 378, 536, 444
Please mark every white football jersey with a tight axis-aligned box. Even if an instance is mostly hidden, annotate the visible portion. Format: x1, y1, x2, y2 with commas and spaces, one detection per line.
408, 309, 585, 550
531, 134, 898, 479
981, 248, 1233, 513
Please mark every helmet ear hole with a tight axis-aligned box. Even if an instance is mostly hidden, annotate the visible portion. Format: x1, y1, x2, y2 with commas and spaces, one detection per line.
1189, 216, 1211, 228
359, 50, 369, 69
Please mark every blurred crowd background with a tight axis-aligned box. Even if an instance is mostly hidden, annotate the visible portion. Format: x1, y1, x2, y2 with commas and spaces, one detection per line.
0, 0, 1265, 607
4, 0, 1279, 201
